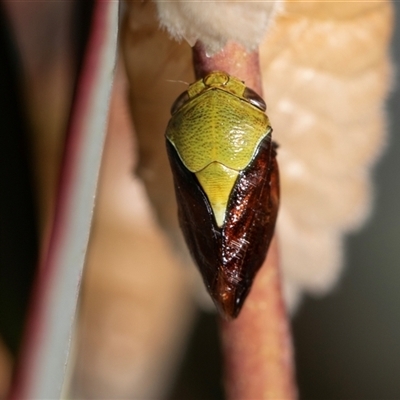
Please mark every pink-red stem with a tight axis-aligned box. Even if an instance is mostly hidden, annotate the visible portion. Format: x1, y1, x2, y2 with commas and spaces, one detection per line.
193, 41, 297, 400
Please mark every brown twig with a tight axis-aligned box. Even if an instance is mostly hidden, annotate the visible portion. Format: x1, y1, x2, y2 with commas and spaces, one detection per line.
192, 41, 297, 400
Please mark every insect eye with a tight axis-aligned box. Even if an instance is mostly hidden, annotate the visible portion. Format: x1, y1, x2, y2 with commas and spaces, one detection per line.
171, 90, 190, 115
243, 87, 266, 112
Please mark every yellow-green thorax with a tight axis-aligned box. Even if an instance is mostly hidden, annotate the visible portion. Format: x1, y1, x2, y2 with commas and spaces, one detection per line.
166, 72, 271, 227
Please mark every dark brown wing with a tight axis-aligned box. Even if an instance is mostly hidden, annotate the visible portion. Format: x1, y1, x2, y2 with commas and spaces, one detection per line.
166, 136, 279, 319
216, 137, 279, 318
166, 139, 222, 291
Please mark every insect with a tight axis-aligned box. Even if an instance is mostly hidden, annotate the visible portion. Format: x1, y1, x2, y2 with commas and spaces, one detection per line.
165, 71, 279, 319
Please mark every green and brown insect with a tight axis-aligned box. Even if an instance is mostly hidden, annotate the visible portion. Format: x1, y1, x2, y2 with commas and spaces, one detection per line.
166, 71, 279, 319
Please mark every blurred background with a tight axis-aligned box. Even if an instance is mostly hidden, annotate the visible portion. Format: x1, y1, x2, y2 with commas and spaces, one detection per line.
291, 15, 400, 395
0, 1, 399, 399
